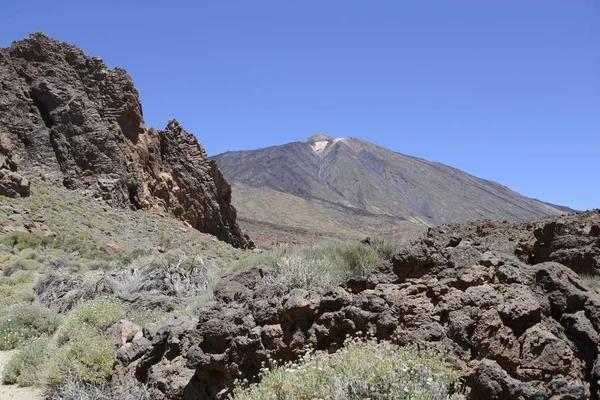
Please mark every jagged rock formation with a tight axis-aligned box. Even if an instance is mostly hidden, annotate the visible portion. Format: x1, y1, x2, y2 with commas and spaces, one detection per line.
0, 33, 249, 248
114, 210, 600, 399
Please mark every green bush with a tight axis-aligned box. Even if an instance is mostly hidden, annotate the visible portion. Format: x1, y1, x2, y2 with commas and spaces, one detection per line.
0, 270, 33, 286
0, 306, 61, 350
127, 309, 168, 326
232, 338, 462, 400
19, 248, 40, 260
66, 299, 124, 331
0, 252, 15, 265
48, 334, 115, 385
0, 232, 43, 251
0, 284, 35, 309
2, 257, 41, 274
2, 339, 50, 386
48, 299, 124, 386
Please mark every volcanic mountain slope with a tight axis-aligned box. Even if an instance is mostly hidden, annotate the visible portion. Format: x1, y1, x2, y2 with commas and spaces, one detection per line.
212, 134, 571, 243
0, 33, 249, 248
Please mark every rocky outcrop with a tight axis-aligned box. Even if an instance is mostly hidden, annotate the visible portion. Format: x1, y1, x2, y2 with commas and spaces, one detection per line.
0, 154, 29, 198
115, 211, 600, 400
436, 210, 600, 276
0, 33, 249, 248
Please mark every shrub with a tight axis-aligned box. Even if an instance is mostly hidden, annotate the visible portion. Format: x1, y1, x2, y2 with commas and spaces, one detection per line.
2, 338, 50, 386
19, 248, 39, 260
48, 299, 124, 386
34, 271, 117, 314
126, 309, 168, 326
116, 252, 215, 301
233, 239, 391, 289
49, 372, 148, 400
0, 306, 62, 350
48, 331, 115, 385
0, 251, 14, 265
65, 299, 124, 332
232, 338, 462, 400
0, 270, 33, 286
189, 289, 215, 312
275, 256, 344, 289
0, 284, 35, 309
121, 248, 147, 265
2, 257, 41, 275
0, 232, 43, 251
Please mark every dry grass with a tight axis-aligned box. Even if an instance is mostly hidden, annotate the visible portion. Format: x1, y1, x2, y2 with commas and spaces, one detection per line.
48, 372, 148, 400
580, 274, 600, 291
231, 239, 395, 289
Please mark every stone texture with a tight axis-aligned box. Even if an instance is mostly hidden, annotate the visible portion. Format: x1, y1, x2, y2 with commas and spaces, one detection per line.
0, 33, 250, 248
114, 211, 600, 399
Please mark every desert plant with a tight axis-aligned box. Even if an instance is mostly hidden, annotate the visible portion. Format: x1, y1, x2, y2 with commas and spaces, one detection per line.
34, 271, 117, 313
274, 256, 344, 289
48, 372, 148, 400
0, 306, 61, 350
126, 309, 168, 326
2, 257, 41, 275
0, 270, 33, 286
18, 248, 40, 260
0, 231, 43, 251
231, 337, 462, 400
64, 299, 124, 332
2, 338, 50, 386
232, 239, 389, 289
116, 252, 215, 301
46, 299, 124, 386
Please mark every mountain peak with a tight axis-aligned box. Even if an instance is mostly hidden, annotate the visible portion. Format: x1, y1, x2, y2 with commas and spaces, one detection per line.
212, 137, 569, 227
304, 133, 334, 142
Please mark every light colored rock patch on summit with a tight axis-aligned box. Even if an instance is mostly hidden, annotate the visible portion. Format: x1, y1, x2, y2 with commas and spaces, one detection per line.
311, 140, 330, 154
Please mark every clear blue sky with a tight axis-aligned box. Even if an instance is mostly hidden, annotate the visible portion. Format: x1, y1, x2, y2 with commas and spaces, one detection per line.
1, 1, 598, 210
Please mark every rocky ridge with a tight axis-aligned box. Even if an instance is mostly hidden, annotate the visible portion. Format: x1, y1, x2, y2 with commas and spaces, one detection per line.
0, 33, 250, 248
114, 209, 600, 399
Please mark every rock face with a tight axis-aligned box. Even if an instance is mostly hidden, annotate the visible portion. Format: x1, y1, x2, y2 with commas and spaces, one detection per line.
0, 33, 249, 248
115, 210, 600, 400
0, 154, 30, 198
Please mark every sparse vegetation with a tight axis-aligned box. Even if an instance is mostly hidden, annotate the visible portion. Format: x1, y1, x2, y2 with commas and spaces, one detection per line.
0, 232, 44, 251
2, 338, 50, 386
232, 239, 395, 289
48, 372, 148, 400
48, 333, 116, 385
231, 337, 462, 400
580, 274, 600, 291
0, 180, 459, 398
0, 306, 61, 350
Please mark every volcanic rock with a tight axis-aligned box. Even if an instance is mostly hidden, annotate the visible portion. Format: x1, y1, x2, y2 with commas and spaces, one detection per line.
0, 33, 249, 248
115, 211, 600, 400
